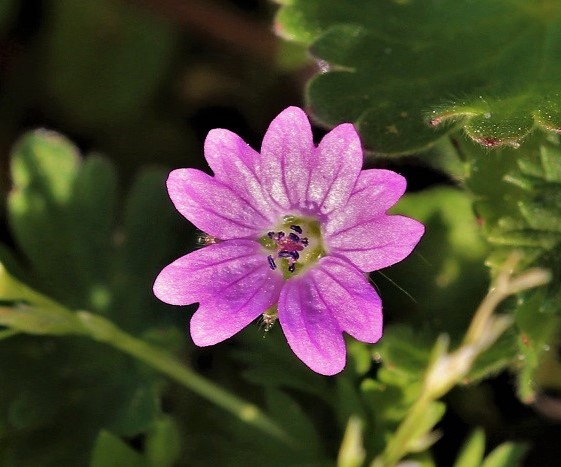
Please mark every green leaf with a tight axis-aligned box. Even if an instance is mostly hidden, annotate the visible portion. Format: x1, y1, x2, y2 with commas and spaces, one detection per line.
145, 416, 182, 467
7, 130, 188, 329
234, 329, 334, 402
374, 326, 432, 378
276, 0, 561, 154
406, 401, 446, 453
90, 430, 145, 467
361, 368, 422, 456
44, 0, 175, 129
465, 136, 561, 401
8, 130, 117, 312
481, 442, 528, 467
453, 429, 485, 467
265, 388, 322, 453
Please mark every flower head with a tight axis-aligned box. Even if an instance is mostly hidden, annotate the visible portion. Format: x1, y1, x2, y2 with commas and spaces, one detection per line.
153, 107, 424, 375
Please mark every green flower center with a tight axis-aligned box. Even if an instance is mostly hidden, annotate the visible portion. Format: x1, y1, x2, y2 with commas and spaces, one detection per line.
259, 215, 326, 278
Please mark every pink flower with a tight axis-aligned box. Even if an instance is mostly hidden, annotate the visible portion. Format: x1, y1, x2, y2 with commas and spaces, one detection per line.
153, 107, 424, 375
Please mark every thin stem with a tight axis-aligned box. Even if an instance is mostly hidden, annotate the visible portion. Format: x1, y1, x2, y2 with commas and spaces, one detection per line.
76, 311, 290, 443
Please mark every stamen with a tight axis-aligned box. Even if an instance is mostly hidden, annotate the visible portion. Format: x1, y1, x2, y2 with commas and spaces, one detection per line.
288, 232, 300, 242
263, 220, 320, 275
267, 255, 277, 270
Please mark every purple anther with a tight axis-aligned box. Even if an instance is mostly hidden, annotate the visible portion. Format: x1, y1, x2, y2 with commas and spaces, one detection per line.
301, 237, 309, 246
267, 231, 275, 239
288, 232, 300, 242
290, 225, 303, 234
288, 264, 296, 273
278, 250, 292, 258
267, 255, 277, 270
289, 251, 299, 260
277, 232, 285, 239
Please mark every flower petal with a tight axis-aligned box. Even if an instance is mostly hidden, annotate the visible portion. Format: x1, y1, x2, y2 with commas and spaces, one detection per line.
190, 265, 283, 346
325, 169, 407, 237
153, 239, 282, 306
309, 257, 382, 343
203, 129, 277, 219
327, 215, 425, 272
278, 273, 346, 375
167, 168, 269, 239
307, 123, 362, 214
259, 107, 315, 210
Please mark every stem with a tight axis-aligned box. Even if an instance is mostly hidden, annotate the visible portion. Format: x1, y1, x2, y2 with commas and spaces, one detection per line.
375, 394, 432, 467
77, 311, 290, 443
370, 254, 550, 467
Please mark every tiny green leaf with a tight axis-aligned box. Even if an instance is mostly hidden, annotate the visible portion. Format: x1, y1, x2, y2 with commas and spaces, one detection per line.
453, 429, 486, 467
89, 430, 145, 467
480, 442, 528, 467
145, 416, 182, 467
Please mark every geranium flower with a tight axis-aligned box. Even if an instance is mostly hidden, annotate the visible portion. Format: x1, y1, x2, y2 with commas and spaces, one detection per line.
153, 107, 424, 375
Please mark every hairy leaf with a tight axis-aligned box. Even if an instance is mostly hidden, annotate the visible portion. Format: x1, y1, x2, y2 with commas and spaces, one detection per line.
464, 134, 561, 402
276, 0, 561, 154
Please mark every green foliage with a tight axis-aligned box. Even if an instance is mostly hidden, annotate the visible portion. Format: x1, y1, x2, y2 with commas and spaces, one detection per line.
453, 429, 528, 467
0, 130, 190, 466
276, 0, 561, 154
453, 429, 485, 467
6, 129, 188, 328
90, 431, 145, 467
89, 416, 181, 467
481, 442, 528, 467
44, 0, 175, 129
463, 134, 561, 401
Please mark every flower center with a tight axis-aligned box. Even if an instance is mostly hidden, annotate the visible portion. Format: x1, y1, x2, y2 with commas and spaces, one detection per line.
260, 215, 325, 277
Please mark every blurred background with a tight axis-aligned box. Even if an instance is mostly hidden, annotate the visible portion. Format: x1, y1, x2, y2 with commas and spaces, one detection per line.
0, 0, 306, 194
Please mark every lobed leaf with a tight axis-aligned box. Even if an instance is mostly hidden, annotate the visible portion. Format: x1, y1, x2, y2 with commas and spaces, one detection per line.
276, 0, 561, 154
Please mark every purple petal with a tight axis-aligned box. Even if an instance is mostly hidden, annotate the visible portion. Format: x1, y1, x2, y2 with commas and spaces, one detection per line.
307, 123, 362, 214
327, 215, 425, 272
203, 129, 278, 219
153, 239, 283, 306
325, 169, 407, 237
259, 107, 315, 210
309, 256, 382, 343
166, 169, 270, 239
278, 272, 346, 375
190, 267, 282, 346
